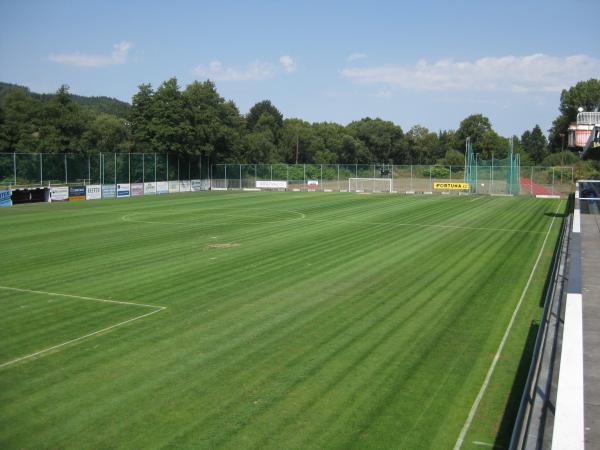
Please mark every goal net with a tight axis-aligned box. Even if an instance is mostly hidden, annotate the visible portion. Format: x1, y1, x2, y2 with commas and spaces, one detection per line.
348, 178, 393, 193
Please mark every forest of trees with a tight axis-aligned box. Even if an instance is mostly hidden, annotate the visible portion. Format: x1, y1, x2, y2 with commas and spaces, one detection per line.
0, 78, 598, 176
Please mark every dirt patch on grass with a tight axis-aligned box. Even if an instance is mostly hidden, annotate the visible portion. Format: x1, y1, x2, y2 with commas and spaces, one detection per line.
205, 243, 241, 249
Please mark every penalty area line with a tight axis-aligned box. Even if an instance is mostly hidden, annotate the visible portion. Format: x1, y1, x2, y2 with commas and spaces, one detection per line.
0, 286, 166, 370
452, 200, 562, 449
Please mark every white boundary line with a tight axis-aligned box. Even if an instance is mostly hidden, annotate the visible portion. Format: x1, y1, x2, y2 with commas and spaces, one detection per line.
453, 200, 562, 449
0, 285, 166, 369
551, 293, 584, 450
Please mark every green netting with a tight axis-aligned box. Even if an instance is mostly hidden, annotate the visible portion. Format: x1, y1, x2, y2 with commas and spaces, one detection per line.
464, 139, 520, 195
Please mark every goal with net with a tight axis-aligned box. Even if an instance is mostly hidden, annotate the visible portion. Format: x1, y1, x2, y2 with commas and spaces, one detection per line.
348, 178, 393, 193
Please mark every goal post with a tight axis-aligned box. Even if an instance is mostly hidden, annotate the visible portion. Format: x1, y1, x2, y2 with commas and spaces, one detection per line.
348, 177, 393, 193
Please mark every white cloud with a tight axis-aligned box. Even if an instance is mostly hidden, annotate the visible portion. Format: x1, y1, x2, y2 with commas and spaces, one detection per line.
342, 53, 600, 93
194, 57, 297, 81
347, 53, 367, 61
193, 60, 275, 81
279, 55, 296, 73
49, 41, 132, 67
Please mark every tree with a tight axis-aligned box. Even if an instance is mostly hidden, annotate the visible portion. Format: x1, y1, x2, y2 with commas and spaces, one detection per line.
246, 100, 283, 132
454, 114, 492, 152
521, 125, 548, 163
184, 80, 243, 164
128, 84, 155, 152
402, 125, 439, 164
39, 85, 91, 153
81, 113, 130, 153
149, 78, 192, 154
549, 79, 600, 150
346, 118, 403, 163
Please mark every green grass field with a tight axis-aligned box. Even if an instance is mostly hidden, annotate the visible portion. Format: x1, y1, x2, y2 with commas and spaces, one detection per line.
0, 192, 564, 449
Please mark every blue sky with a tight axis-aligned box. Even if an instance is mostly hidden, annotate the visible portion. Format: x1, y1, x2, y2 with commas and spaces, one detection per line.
1, 0, 598, 137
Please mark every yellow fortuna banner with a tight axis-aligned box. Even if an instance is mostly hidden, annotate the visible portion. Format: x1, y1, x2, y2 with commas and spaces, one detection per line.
433, 182, 470, 190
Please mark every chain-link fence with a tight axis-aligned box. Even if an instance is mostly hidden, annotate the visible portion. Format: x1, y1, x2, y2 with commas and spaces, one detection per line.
0, 153, 204, 188
210, 163, 574, 197
0, 154, 575, 197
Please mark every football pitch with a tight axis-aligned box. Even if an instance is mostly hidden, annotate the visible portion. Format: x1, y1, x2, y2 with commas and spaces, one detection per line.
0, 192, 564, 449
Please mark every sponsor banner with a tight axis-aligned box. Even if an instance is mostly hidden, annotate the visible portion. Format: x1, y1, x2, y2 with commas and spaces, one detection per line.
191, 179, 209, 191
131, 183, 144, 196
433, 182, 470, 190
0, 189, 12, 207
256, 180, 288, 189
179, 180, 191, 192
144, 182, 156, 195
86, 185, 102, 200
117, 183, 130, 197
156, 181, 169, 195
50, 186, 69, 202
102, 184, 116, 198
307, 180, 319, 186
169, 181, 179, 193
68, 185, 86, 201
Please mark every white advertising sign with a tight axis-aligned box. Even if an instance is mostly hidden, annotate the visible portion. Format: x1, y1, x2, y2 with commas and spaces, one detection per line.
50, 186, 69, 202
179, 180, 191, 192
256, 180, 288, 189
144, 182, 156, 195
168, 181, 179, 193
117, 183, 130, 198
86, 184, 102, 200
156, 181, 169, 195
191, 179, 209, 191
102, 184, 116, 198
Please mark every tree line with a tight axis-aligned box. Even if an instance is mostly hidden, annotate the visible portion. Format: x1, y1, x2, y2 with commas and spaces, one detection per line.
1, 77, 599, 174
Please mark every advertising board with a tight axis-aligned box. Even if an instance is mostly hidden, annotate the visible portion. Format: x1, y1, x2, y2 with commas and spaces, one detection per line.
156, 181, 169, 195
117, 183, 130, 197
169, 181, 179, 193
433, 182, 470, 190
256, 180, 288, 189
102, 184, 116, 198
179, 180, 191, 192
144, 182, 156, 195
0, 189, 12, 207
131, 183, 144, 196
50, 186, 69, 202
86, 185, 102, 200
191, 179, 209, 191
68, 185, 86, 201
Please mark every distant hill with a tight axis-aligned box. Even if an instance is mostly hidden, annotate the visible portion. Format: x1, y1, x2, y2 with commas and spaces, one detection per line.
0, 82, 131, 118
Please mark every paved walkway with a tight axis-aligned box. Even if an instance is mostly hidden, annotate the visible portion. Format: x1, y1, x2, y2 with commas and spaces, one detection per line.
581, 207, 600, 448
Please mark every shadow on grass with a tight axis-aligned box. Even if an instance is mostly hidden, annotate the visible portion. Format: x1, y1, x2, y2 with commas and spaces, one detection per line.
493, 320, 540, 449
544, 212, 568, 218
